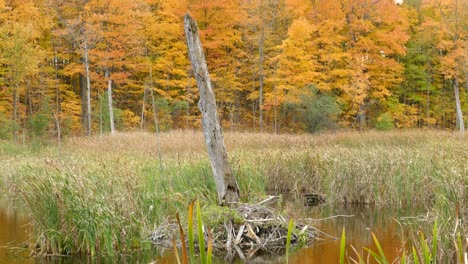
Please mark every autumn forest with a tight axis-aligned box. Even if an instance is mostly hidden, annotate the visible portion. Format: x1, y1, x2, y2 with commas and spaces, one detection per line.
0, 0, 467, 139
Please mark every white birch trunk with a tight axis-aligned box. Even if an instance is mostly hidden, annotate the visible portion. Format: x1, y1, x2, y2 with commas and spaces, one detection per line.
105, 69, 115, 134
84, 39, 92, 136
454, 76, 465, 135
184, 14, 240, 205
99, 92, 103, 140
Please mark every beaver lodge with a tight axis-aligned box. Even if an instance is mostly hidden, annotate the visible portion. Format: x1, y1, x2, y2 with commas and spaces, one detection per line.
150, 199, 316, 261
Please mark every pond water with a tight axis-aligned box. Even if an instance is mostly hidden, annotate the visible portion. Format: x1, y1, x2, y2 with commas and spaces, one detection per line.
0, 197, 424, 263
0, 198, 31, 264
287, 205, 414, 263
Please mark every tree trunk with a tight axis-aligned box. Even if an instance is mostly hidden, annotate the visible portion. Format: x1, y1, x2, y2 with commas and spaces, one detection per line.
140, 87, 147, 131
464, 69, 468, 94
252, 101, 256, 131
84, 40, 92, 136
258, 28, 265, 132
12, 86, 18, 142
184, 14, 240, 205
273, 85, 278, 135
454, 76, 465, 135
54, 51, 62, 144
54, 51, 61, 119
26, 81, 32, 116
426, 82, 430, 128
358, 104, 366, 130
99, 92, 103, 140
105, 69, 115, 134
54, 112, 61, 154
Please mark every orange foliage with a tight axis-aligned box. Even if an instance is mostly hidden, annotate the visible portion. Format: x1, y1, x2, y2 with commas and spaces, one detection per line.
0, 0, 465, 135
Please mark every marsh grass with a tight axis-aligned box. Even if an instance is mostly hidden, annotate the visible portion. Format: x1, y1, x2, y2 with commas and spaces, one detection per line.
0, 130, 466, 258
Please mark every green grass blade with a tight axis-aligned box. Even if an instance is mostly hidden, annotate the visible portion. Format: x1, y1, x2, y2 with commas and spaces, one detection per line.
196, 200, 206, 264
455, 233, 463, 264
365, 247, 384, 263
401, 252, 407, 264
340, 227, 346, 264
420, 232, 431, 264
188, 200, 195, 263
286, 218, 294, 263
412, 246, 420, 264
431, 220, 437, 264
371, 232, 389, 264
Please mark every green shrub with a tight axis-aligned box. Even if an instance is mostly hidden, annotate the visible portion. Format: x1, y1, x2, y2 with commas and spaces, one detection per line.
375, 112, 394, 131
297, 85, 341, 133
29, 112, 50, 137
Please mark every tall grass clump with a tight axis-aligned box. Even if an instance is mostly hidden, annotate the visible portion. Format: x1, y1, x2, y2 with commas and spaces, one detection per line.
14, 165, 145, 255
5, 156, 212, 255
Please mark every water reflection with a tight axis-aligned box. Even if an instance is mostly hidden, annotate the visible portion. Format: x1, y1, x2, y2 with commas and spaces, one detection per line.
0, 198, 33, 264
286, 203, 421, 263
34, 252, 164, 264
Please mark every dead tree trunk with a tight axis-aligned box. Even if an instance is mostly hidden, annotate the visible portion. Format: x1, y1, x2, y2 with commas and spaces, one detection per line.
184, 14, 240, 205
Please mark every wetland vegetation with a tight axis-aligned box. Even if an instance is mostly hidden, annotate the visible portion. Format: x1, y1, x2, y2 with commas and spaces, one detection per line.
0, 130, 466, 263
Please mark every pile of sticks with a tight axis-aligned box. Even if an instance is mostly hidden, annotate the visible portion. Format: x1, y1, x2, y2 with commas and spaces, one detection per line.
150, 196, 316, 260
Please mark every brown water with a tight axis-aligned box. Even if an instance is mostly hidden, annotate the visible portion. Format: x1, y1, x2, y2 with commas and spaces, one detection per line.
0, 197, 422, 264
0, 198, 33, 264
288, 205, 410, 263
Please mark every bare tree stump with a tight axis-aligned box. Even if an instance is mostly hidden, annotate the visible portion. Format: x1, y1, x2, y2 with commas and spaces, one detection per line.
184, 13, 240, 205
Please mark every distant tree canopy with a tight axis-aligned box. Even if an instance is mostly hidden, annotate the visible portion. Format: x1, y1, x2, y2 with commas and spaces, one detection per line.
0, 0, 466, 139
